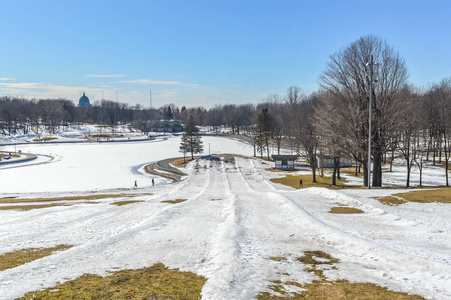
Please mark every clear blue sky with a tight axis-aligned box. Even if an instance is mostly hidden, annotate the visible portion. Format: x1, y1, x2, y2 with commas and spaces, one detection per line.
0, 0, 450, 108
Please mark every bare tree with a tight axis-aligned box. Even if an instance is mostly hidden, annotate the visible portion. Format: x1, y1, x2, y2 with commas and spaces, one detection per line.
427, 78, 451, 186
394, 86, 424, 187
319, 35, 409, 187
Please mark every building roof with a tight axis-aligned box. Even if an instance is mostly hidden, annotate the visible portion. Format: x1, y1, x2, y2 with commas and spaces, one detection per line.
271, 155, 298, 161
79, 92, 90, 106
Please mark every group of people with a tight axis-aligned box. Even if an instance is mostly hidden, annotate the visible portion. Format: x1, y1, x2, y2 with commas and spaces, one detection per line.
134, 178, 155, 189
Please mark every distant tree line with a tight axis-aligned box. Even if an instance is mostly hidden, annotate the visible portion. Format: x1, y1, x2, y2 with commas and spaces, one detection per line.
2, 35, 451, 188
0, 98, 258, 137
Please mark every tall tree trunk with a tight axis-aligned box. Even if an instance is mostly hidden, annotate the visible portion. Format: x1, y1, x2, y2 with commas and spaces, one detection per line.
355, 159, 358, 176
433, 140, 436, 165
266, 135, 270, 160
363, 162, 368, 187
419, 159, 423, 187
372, 152, 383, 187
311, 153, 317, 183
406, 165, 411, 187
446, 158, 449, 187
445, 133, 449, 187
390, 146, 395, 172
332, 157, 339, 186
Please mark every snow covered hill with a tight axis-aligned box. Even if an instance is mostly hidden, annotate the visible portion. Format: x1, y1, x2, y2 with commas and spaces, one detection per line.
0, 135, 450, 299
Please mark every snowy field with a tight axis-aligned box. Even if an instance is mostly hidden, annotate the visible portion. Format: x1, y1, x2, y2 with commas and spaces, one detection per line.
1, 133, 451, 299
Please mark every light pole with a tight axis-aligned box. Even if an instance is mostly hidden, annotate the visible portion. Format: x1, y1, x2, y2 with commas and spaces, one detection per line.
366, 55, 376, 189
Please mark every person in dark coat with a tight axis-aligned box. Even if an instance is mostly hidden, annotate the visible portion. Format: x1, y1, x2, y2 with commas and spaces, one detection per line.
299, 179, 303, 187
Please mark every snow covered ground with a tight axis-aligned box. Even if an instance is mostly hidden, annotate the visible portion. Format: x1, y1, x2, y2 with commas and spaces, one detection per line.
0, 131, 450, 299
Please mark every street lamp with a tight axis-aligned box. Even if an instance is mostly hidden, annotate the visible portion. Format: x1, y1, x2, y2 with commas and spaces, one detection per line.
366, 55, 377, 189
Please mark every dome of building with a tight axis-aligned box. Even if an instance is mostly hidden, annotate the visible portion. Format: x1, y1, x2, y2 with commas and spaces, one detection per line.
79, 92, 90, 107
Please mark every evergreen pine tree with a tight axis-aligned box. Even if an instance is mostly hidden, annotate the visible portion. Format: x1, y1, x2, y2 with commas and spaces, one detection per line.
255, 108, 273, 159
180, 115, 203, 160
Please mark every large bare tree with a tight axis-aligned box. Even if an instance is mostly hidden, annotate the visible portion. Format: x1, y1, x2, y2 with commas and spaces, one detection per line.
319, 35, 409, 187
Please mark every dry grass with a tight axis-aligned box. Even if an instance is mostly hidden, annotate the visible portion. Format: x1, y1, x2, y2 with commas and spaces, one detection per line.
269, 257, 287, 262
0, 153, 20, 158
330, 207, 364, 214
341, 167, 364, 178
0, 245, 72, 271
258, 281, 426, 299
377, 188, 451, 206
0, 194, 135, 204
270, 174, 351, 189
32, 137, 58, 142
161, 199, 187, 204
170, 158, 195, 168
111, 200, 144, 206
0, 193, 147, 211
297, 250, 340, 281
18, 263, 206, 300
258, 251, 425, 299
0, 202, 99, 211
377, 196, 407, 206
266, 167, 310, 173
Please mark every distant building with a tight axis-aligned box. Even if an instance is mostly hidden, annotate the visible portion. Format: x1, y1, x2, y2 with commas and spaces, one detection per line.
78, 92, 90, 107
272, 155, 298, 170
149, 120, 183, 132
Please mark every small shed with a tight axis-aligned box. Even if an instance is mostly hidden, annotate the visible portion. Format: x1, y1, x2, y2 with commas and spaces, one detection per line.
272, 155, 298, 170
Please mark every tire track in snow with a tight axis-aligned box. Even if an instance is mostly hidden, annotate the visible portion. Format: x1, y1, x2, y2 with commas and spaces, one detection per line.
0, 167, 213, 254
199, 158, 270, 299
287, 187, 451, 264
232, 156, 451, 299
0, 162, 215, 299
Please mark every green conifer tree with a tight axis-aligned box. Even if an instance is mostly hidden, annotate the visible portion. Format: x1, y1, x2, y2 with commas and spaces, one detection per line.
180, 115, 204, 160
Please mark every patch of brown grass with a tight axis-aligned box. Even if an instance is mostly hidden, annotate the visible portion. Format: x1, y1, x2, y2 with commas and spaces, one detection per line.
170, 158, 195, 168
265, 168, 309, 173
377, 196, 407, 206
0, 153, 20, 158
258, 250, 425, 299
161, 199, 187, 204
377, 188, 451, 206
18, 263, 206, 300
297, 250, 340, 280
32, 137, 58, 142
0, 194, 136, 204
270, 174, 352, 189
0, 245, 72, 271
341, 167, 364, 178
330, 207, 364, 214
111, 200, 144, 206
0, 202, 99, 211
258, 280, 426, 299
269, 257, 287, 262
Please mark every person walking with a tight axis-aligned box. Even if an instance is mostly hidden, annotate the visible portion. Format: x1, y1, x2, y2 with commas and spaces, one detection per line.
299, 179, 303, 188
134, 180, 138, 188
152, 178, 155, 186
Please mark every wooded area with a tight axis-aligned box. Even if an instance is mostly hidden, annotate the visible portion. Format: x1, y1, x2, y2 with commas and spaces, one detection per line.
2, 35, 451, 188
